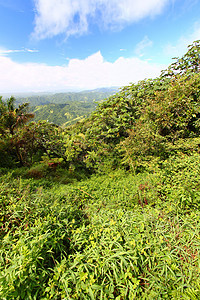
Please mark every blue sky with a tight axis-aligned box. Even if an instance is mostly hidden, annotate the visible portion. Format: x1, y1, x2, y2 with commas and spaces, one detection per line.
0, 0, 200, 93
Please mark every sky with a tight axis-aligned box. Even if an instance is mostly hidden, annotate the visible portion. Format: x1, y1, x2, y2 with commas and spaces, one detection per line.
0, 0, 200, 94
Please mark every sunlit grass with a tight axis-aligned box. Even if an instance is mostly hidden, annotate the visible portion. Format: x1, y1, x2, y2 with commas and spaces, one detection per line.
0, 153, 200, 299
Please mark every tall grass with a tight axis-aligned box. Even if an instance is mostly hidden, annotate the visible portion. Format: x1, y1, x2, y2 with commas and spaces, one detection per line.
0, 153, 200, 299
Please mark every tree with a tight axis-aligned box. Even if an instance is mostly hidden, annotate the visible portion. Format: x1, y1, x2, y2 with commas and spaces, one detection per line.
0, 96, 34, 136
0, 96, 34, 166
161, 40, 200, 78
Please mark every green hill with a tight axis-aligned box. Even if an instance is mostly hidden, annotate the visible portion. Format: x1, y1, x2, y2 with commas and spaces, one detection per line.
15, 88, 118, 126
32, 102, 97, 126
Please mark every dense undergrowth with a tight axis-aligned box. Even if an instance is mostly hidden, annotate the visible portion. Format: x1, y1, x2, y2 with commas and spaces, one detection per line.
0, 41, 200, 299
0, 152, 200, 299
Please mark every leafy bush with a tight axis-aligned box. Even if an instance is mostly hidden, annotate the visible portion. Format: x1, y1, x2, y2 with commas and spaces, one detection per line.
157, 153, 200, 210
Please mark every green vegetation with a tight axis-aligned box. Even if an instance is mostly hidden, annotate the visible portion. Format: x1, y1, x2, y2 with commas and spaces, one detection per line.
32, 102, 96, 127
0, 41, 200, 299
15, 88, 118, 126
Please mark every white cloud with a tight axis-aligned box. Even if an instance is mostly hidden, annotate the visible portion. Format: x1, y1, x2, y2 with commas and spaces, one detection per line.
164, 22, 200, 58
0, 48, 38, 56
135, 36, 153, 56
32, 0, 170, 39
25, 49, 39, 53
0, 51, 165, 93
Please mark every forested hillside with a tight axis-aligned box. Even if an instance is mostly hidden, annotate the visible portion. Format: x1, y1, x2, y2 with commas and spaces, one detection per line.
14, 88, 118, 126
0, 41, 200, 299
32, 102, 97, 126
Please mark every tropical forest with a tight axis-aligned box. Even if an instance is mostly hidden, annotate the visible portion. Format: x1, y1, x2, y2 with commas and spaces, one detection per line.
0, 41, 200, 299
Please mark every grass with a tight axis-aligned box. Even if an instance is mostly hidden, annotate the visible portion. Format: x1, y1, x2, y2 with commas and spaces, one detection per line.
0, 153, 200, 299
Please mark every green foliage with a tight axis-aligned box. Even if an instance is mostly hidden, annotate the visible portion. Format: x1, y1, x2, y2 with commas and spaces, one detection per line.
0, 162, 199, 299
64, 208, 199, 299
146, 73, 200, 140
117, 121, 166, 172
0, 96, 34, 136
60, 41, 200, 172
157, 153, 200, 210
0, 41, 200, 299
0, 174, 86, 299
0, 97, 35, 167
162, 40, 200, 77
0, 120, 67, 167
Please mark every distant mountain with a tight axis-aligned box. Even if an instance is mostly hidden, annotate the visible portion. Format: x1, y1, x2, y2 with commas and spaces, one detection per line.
15, 87, 119, 107
18, 88, 119, 126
